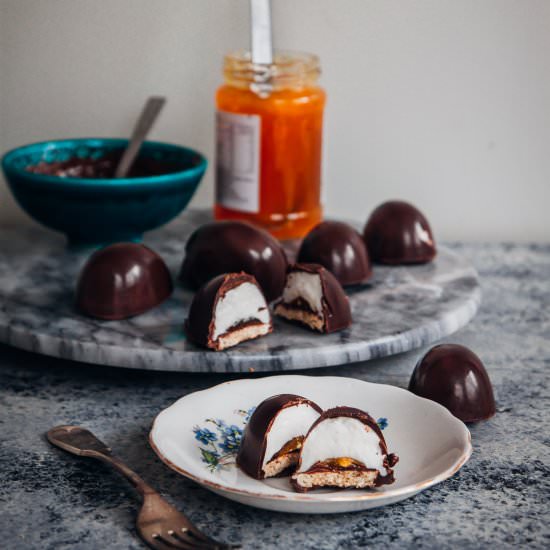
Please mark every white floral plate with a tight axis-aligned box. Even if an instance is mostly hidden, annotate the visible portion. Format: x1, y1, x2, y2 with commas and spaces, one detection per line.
149, 375, 472, 514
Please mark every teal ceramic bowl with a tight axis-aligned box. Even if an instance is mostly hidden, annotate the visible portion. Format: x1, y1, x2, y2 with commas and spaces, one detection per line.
1, 138, 207, 245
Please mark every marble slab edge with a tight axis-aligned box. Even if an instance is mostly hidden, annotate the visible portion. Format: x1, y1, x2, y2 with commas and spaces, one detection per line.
0, 284, 481, 374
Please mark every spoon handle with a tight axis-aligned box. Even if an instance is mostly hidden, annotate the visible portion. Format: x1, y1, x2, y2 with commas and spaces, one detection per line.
250, 0, 273, 65
47, 425, 156, 497
115, 96, 166, 178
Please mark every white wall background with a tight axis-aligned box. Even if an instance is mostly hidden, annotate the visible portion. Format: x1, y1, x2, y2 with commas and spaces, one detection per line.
1, 0, 549, 241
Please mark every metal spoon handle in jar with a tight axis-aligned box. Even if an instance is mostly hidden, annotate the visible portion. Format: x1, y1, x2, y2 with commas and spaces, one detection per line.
115, 96, 166, 178
250, 0, 273, 65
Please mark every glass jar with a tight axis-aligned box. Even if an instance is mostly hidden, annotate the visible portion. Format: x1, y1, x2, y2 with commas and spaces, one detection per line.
215, 51, 325, 240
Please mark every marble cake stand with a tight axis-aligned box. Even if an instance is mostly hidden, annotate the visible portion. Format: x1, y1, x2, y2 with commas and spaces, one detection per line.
0, 210, 481, 373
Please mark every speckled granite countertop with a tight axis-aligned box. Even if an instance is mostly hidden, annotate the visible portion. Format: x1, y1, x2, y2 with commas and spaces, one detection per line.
0, 243, 549, 549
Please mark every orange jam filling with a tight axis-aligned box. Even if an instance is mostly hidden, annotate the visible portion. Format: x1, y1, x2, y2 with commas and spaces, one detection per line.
274, 436, 304, 459
318, 457, 365, 469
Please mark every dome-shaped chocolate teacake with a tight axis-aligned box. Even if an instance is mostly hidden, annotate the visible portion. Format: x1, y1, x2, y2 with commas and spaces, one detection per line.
363, 200, 436, 264
179, 221, 287, 302
298, 221, 372, 286
409, 344, 496, 423
76, 243, 172, 320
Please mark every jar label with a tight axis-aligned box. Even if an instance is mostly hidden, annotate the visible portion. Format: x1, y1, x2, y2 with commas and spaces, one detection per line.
216, 110, 261, 213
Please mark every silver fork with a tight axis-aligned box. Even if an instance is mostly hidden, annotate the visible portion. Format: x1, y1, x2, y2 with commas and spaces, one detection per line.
47, 425, 239, 550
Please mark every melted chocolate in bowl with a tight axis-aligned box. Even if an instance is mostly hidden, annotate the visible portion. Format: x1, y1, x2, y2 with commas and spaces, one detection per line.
26, 149, 197, 179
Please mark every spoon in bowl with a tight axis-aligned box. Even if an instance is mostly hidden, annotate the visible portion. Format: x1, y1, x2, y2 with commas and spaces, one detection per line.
115, 96, 166, 178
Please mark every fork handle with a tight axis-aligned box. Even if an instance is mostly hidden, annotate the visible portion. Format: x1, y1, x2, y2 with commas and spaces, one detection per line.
47, 425, 156, 498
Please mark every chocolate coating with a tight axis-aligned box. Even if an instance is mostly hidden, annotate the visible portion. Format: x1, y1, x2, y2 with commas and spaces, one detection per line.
409, 344, 496, 423
280, 263, 352, 333
179, 221, 288, 302
185, 272, 271, 350
76, 243, 172, 320
237, 394, 323, 480
293, 406, 398, 490
26, 149, 191, 179
363, 200, 436, 264
297, 221, 372, 286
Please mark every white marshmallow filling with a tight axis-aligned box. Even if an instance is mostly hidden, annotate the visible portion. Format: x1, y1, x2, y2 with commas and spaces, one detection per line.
212, 282, 270, 340
280, 271, 323, 315
296, 417, 388, 476
262, 403, 321, 473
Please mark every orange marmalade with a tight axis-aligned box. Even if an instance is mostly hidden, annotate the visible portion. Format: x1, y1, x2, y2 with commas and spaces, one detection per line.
215, 51, 325, 240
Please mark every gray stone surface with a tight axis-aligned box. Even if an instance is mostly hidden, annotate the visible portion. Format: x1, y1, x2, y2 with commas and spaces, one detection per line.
0, 242, 549, 549
0, 210, 480, 372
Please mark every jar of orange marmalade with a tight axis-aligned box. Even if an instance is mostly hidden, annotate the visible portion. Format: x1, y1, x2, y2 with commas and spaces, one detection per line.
215, 51, 325, 240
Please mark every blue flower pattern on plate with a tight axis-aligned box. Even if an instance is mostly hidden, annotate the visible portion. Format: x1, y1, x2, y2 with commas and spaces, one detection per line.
194, 407, 389, 471
377, 417, 388, 430
193, 407, 255, 472
193, 428, 217, 445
